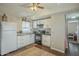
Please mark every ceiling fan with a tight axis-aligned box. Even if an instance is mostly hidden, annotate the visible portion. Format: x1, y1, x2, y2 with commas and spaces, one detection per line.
27, 3, 44, 11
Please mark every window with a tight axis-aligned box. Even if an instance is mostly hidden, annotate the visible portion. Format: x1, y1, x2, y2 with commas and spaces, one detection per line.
22, 21, 31, 33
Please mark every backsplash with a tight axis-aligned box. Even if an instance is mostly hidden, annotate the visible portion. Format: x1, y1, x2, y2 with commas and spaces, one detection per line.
33, 28, 51, 35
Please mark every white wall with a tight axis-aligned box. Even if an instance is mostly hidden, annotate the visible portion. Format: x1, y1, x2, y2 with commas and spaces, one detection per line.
51, 13, 65, 53
33, 13, 66, 53
0, 11, 23, 32
77, 21, 79, 43
0, 5, 23, 32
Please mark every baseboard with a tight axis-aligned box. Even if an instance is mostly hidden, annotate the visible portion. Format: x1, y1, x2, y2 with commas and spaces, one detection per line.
35, 44, 65, 56
51, 47, 65, 54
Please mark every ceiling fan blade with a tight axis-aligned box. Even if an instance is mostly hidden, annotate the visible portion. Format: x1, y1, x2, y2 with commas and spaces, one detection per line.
37, 3, 40, 5
37, 6, 44, 9
27, 6, 32, 8
26, 3, 36, 8
33, 3, 37, 7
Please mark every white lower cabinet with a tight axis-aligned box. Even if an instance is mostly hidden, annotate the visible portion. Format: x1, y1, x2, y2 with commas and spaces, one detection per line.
17, 36, 23, 48
22, 35, 29, 47
17, 34, 35, 49
42, 35, 51, 47
29, 34, 35, 44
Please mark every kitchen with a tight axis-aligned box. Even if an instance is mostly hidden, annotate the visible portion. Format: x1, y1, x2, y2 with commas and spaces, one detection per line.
17, 16, 52, 48
0, 3, 79, 56
0, 13, 53, 55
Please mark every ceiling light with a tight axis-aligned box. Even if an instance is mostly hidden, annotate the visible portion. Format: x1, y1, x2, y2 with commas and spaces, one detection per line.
68, 20, 78, 23
30, 6, 37, 11
27, 3, 44, 11
71, 16, 76, 19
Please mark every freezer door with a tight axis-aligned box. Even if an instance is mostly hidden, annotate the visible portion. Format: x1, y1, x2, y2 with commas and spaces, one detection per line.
1, 31, 17, 55
1, 22, 17, 31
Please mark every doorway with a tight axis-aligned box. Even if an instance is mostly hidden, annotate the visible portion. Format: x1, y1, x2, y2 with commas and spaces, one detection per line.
65, 12, 79, 56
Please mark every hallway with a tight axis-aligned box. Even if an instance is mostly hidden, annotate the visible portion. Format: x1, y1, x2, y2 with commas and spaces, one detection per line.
66, 42, 79, 56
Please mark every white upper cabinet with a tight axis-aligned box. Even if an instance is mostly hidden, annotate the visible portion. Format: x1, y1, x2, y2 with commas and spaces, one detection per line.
32, 19, 52, 29
33, 21, 38, 28
33, 20, 44, 29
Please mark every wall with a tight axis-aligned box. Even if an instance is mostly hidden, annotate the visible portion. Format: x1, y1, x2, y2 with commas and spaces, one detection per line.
33, 13, 66, 53
0, 5, 22, 32
0, 13, 22, 32
7, 16, 22, 32
50, 13, 65, 53
0, 15, 1, 21
68, 22, 77, 34
77, 21, 79, 43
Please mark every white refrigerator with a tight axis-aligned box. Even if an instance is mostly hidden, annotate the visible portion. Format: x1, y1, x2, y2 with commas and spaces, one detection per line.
0, 22, 17, 55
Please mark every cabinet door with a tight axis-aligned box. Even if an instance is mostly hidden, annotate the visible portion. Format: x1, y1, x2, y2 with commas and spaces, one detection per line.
17, 36, 23, 49
29, 34, 35, 44
18, 35, 29, 48
18, 34, 35, 49
42, 35, 50, 47
33, 21, 38, 28
26, 35, 30, 45
22, 35, 29, 46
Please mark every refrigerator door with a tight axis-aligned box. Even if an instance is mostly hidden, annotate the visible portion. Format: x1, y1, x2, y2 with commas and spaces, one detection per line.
1, 31, 17, 55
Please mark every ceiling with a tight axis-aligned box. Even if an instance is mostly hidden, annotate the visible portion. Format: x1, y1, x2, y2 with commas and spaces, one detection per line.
0, 3, 79, 19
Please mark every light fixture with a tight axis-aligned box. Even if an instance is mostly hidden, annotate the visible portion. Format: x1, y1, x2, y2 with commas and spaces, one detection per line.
27, 3, 44, 11
30, 5, 37, 11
